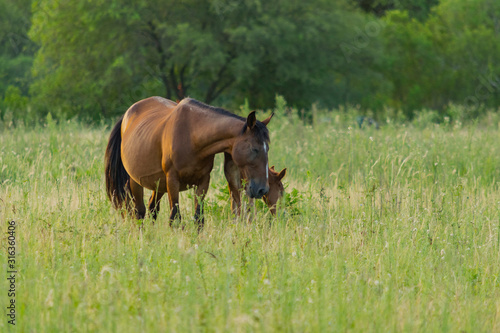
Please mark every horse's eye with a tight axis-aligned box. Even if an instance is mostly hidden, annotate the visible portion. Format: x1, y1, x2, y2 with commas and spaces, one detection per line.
251, 148, 259, 154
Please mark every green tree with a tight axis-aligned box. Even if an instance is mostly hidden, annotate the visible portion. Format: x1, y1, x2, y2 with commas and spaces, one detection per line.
355, 0, 439, 20
29, 0, 385, 118
0, 0, 35, 120
233, 0, 389, 110
380, 10, 443, 116
429, 0, 500, 111
379, 0, 500, 118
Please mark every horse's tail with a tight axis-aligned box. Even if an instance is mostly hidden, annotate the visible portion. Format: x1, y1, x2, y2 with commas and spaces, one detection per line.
105, 116, 130, 208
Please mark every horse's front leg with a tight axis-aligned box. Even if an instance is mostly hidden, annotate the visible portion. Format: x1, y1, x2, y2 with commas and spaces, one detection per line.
194, 173, 211, 232
166, 173, 181, 226
224, 153, 242, 216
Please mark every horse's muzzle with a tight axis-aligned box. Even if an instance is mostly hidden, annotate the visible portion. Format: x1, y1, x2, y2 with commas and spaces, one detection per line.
249, 182, 269, 199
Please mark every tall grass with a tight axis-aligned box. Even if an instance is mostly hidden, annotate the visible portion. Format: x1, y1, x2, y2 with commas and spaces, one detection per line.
1, 107, 499, 332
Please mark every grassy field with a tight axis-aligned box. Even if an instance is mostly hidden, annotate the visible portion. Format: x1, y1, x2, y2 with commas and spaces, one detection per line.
1, 108, 500, 332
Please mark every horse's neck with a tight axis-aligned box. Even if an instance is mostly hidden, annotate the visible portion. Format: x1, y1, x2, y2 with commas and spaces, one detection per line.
192, 112, 243, 158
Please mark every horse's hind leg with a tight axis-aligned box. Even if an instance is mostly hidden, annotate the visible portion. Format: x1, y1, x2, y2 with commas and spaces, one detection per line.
194, 173, 211, 232
148, 191, 165, 220
166, 173, 181, 226
129, 179, 146, 219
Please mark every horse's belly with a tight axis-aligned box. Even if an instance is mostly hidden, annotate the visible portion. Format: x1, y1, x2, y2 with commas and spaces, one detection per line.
138, 172, 196, 193
139, 172, 167, 192
175, 158, 215, 188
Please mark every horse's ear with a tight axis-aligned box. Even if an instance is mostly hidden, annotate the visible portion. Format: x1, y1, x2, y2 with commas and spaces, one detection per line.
261, 112, 274, 126
270, 165, 275, 170
246, 111, 257, 129
278, 168, 287, 180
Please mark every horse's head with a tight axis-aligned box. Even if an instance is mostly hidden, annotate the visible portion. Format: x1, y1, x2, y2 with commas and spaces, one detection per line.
232, 111, 273, 199
263, 166, 287, 215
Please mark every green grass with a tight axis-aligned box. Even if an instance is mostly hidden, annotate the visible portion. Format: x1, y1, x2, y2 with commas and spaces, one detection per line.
1, 110, 500, 332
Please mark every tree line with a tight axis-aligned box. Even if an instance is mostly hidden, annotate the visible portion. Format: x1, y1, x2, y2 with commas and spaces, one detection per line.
1, 0, 499, 122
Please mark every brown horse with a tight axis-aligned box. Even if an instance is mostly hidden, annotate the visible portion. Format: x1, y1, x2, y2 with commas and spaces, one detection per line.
224, 152, 287, 215
105, 96, 273, 230
263, 166, 287, 215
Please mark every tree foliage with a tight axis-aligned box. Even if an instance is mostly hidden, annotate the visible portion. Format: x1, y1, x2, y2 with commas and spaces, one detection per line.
380, 0, 500, 118
0, 0, 499, 121
0, 0, 35, 120
355, 0, 439, 20
29, 0, 381, 117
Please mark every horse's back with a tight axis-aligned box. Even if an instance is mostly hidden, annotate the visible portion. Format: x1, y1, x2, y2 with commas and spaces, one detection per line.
121, 97, 177, 190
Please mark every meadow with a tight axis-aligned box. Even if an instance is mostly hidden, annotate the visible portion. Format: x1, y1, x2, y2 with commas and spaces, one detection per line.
1, 106, 500, 332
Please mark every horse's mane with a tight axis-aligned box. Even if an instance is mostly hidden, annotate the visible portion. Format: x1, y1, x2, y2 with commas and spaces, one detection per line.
185, 98, 270, 143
